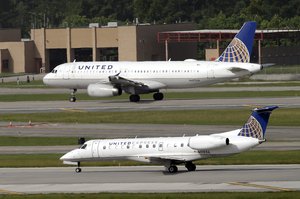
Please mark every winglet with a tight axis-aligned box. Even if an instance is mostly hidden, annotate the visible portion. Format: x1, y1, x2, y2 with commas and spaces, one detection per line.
238, 106, 278, 140
216, 21, 257, 63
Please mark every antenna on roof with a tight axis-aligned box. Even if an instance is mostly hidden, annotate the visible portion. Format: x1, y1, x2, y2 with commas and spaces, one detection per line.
73, 59, 76, 63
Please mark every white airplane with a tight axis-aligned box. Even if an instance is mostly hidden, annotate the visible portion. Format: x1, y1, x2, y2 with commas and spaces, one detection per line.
43, 21, 261, 102
60, 105, 278, 173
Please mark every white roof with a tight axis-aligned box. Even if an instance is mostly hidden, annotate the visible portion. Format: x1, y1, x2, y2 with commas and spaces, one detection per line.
162, 29, 300, 34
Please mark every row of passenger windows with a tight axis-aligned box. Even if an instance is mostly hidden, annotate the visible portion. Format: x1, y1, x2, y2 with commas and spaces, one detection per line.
102, 143, 185, 150
70, 70, 201, 74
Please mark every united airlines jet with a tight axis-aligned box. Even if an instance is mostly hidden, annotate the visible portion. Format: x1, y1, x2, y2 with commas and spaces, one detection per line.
61, 106, 278, 173
43, 21, 261, 102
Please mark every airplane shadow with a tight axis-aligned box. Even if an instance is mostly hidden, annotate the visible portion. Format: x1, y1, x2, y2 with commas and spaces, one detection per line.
100, 99, 157, 104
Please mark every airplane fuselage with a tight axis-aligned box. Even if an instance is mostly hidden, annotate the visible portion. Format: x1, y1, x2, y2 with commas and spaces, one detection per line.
62, 130, 259, 164
44, 61, 261, 89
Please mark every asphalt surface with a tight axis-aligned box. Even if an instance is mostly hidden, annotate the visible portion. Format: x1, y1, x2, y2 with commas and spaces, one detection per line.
1, 85, 300, 94
0, 97, 299, 113
0, 86, 299, 194
0, 165, 299, 193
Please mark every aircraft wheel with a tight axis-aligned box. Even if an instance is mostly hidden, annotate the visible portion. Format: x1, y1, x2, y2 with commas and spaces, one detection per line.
168, 165, 178, 173
75, 168, 81, 173
185, 162, 196, 172
153, 92, 164, 101
69, 96, 76, 102
129, 94, 140, 102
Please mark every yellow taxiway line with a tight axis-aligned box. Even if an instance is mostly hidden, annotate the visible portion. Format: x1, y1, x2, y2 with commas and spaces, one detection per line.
229, 182, 294, 192
60, 108, 87, 113
0, 188, 22, 195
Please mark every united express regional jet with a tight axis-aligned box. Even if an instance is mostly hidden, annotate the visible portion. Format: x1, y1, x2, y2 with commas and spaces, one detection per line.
60, 106, 278, 173
43, 21, 260, 102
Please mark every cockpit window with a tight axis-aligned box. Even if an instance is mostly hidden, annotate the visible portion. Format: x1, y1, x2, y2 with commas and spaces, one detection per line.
51, 70, 58, 73
80, 144, 87, 149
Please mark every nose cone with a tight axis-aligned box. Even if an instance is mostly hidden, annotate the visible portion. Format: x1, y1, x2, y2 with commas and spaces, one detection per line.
60, 149, 78, 161
43, 74, 50, 85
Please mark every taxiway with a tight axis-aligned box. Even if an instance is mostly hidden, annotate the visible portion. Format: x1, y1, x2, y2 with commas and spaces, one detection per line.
0, 165, 299, 193
0, 97, 299, 113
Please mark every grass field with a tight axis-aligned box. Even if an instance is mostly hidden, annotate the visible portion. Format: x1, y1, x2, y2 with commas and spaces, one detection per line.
0, 192, 299, 199
0, 150, 299, 167
0, 136, 81, 146
0, 108, 299, 126
0, 80, 47, 88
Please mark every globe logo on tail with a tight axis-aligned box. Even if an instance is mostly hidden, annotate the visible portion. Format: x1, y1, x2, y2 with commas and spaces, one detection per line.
216, 38, 250, 63
238, 116, 263, 140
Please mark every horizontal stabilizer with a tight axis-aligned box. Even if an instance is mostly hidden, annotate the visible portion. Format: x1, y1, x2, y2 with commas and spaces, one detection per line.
228, 67, 249, 73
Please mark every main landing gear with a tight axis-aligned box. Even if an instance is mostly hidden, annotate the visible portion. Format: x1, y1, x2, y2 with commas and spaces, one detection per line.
129, 92, 164, 102
69, 89, 77, 102
166, 162, 196, 173
168, 165, 178, 173
153, 92, 164, 101
75, 162, 81, 173
129, 94, 140, 102
185, 162, 196, 172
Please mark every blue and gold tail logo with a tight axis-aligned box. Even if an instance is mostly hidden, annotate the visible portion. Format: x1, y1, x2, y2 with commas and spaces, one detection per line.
216, 38, 250, 63
238, 116, 263, 140
238, 106, 278, 140
216, 21, 256, 63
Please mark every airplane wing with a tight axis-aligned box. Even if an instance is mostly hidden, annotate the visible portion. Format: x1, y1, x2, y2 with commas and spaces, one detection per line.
108, 75, 166, 90
133, 153, 198, 163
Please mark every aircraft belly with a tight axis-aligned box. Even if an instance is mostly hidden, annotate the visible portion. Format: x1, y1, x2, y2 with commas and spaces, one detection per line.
146, 78, 204, 88
46, 79, 105, 89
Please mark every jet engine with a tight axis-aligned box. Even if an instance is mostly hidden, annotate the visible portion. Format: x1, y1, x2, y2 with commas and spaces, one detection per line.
188, 136, 229, 150
87, 83, 121, 97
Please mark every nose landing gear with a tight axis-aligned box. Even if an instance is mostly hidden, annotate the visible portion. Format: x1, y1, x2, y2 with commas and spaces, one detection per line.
75, 162, 81, 173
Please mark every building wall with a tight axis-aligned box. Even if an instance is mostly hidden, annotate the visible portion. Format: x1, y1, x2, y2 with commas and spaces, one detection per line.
71, 28, 93, 48
0, 49, 10, 72
262, 46, 300, 65
118, 26, 137, 61
24, 41, 36, 73
136, 23, 197, 61
0, 42, 28, 73
4, 41, 35, 73
0, 29, 21, 42
46, 29, 68, 49
31, 29, 46, 64
97, 27, 118, 48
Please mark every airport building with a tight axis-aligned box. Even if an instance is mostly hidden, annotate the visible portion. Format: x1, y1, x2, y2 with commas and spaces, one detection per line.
1, 23, 196, 73
1, 23, 299, 74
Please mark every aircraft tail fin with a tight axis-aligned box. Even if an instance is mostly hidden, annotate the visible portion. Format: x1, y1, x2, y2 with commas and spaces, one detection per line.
238, 106, 278, 140
216, 21, 257, 63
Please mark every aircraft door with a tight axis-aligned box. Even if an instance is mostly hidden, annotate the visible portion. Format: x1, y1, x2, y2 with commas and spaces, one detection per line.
70, 62, 76, 78
91, 141, 99, 158
207, 69, 215, 79
63, 65, 70, 79
158, 142, 163, 151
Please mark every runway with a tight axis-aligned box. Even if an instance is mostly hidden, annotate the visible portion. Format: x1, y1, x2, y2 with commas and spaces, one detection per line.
0, 165, 299, 193
0, 89, 299, 194
0, 97, 299, 113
